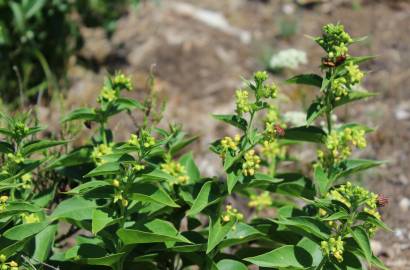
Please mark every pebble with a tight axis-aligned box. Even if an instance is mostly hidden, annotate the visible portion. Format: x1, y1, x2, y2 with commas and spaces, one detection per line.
399, 197, 410, 212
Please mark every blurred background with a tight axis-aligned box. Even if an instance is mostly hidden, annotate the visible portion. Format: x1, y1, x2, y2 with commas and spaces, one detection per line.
0, 0, 409, 268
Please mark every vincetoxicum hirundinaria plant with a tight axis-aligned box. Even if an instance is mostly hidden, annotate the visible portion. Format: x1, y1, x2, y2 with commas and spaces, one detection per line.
0, 23, 389, 270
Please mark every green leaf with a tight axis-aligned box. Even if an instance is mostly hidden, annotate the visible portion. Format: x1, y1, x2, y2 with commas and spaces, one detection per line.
65, 180, 111, 195
25, 0, 46, 19
92, 209, 117, 234
226, 167, 243, 194
275, 216, 330, 239
187, 181, 218, 216
283, 126, 327, 143
333, 159, 385, 180
179, 152, 201, 183
33, 224, 57, 262
306, 102, 326, 126
244, 245, 313, 268
351, 227, 372, 263
0, 141, 13, 153
62, 108, 97, 122
21, 140, 66, 156
286, 74, 323, 88
51, 197, 97, 221
81, 253, 125, 267
216, 259, 248, 270
297, 238, 323, 267
314, 164, 329, 195
129, 183, 179, 208
334, 90, 377, 108
0, 239, 30, 258
117, 219, 191, 245
85, 162, 121, 177
115, 97, 144, 111
213, 114, 247, 131
0, 201, 42, 219
207, 217, 235, 254
220, 222, 263, 249
4, 221, 49, 240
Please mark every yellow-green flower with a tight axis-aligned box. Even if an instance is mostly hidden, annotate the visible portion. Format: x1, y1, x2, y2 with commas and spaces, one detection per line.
235, 90, 251, 115
242, 150, 261, 176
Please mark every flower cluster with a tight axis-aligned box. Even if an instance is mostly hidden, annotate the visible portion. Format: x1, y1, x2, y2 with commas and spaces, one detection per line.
330, 62, 364, 98
221, 135, 240, 152
326, 182, 380, 215
161, 160, 189, 185
317, 23, 353, 59
222, 205, 244, 223
0, 195, 8, 211
0, 255, 18, 270
128, 131, 156, 149
21, 213, 40, 224
269, 48, 307, 71
21, 173, 32, 189
248, 191, 272, 211
318, 127, 367, 165
261, 140, 286, 160
98, 73, 132, 103
235, 89, 251, 115
253, 71, 278, 99
6, 153, 24, 164
321, 236, 344, 262
242, 150, 261, 176
91, 144, 113, 165
111, 72, 133, 91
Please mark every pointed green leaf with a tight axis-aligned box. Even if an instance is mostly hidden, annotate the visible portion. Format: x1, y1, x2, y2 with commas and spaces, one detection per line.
213, 114, 248, 131
286, 74, 323, 88
244, 245, 313, 268
4, 221, 49, 241
351, 227, 372, 263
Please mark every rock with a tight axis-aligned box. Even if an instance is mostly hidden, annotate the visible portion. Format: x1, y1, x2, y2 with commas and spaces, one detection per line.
399, 197, 410, 212
371, 240, 383, 256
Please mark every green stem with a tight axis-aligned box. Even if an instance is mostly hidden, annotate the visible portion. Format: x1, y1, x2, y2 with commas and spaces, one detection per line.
326, 108, 332, 134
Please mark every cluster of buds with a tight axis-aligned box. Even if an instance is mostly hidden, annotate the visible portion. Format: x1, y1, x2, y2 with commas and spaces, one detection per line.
235, 89, 251, 115
114, 192, 128, 207
242, 150, 261, 176
132, 163, 145, 173
0, 195, 8, 211
111, 72, 133, 91
221, 205, 243, 223
21, 173, 32, 189
261, 140, 286, 161
97, 73, 132, 104
248, 191, 272, 211
6, 153, 24, 164
13, 121, 29, 139
161, 160, 189, 185
21, 213, 40, 224
0, 255, 18, 270
91, 143, 113, 165
329, 62, 364, 99
220, 135, 240, 152
253, 71, 278, 99
321, 236, 345, 262
317, 23, 352, 60
128, 131, 156, 149
318, 127, 367, 165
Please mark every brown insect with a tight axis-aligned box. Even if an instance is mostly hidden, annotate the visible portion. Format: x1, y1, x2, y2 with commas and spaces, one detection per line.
274, 124, 285, 137
376, 194, 388, 208
322, 55, 347, 67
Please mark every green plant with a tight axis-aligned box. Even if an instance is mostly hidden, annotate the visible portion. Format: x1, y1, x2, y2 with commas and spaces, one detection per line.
0, 24, 389, 270
0, 0, 136, 104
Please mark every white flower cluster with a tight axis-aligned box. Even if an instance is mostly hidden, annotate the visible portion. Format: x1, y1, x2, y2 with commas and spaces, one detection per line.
269, 49, 307, 71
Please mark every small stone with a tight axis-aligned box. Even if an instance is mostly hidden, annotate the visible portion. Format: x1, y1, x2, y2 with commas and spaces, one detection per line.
399, 198, 410, 212
371, 240, 383, 256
